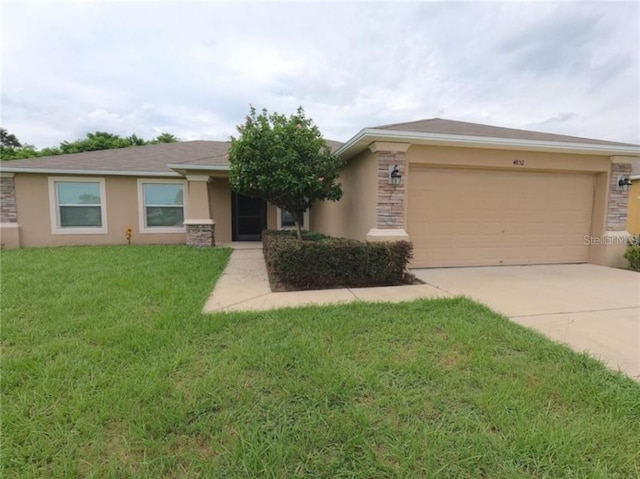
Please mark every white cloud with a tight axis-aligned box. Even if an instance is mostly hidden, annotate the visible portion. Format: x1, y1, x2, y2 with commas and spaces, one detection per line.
2, 1, 638, 147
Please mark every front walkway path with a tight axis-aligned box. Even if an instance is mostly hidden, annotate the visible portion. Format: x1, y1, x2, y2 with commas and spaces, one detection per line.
203, 245, 450, 313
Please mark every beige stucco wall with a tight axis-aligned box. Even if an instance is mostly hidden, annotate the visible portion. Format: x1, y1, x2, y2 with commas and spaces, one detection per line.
0, 223, 20, 249
208, 179, 232, 243
588, 172, 610, 265
311, 148, 377, 239
406, 145, 611, 173
267, 203, 277, 230
11, 171, 363, 248
14, 174, 187, 248
186, 180, 211, 220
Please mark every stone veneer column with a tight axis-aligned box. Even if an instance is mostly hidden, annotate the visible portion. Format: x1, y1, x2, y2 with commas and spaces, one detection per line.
184, 175, 215, 247
366, 142, 411, 242
601, 157, 634, 268
185, 223, 216, 247
0, 172, 21, 248
606, 161, 632, 231
0, 174, 17, 223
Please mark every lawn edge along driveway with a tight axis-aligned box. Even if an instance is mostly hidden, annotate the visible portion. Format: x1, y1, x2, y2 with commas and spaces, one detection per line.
414, 264, 640, 380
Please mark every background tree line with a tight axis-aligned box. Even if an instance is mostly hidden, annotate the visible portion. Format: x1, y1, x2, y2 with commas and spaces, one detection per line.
0, 129, 178, 161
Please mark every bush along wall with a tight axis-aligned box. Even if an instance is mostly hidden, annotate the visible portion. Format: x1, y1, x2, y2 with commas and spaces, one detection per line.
263, 230, 414, 290
624, 235, 640, 272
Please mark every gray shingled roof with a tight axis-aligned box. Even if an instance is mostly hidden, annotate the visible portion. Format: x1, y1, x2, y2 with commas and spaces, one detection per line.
2, 119, 635, 175
0, 141, 229, 174
0, 139, 344, 173
372, 118, 637, 147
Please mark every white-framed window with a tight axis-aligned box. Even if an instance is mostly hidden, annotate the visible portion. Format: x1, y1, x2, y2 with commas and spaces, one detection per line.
48, 177, 108, 234
137, 179, 187, 233
277, 207, 309, 230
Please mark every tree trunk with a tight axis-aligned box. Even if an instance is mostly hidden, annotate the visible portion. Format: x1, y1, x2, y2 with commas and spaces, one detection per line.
294, 212, 303, 240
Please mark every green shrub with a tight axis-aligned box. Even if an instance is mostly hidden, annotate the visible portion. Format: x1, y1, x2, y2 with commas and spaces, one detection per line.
263, 230, 413, 290
624, 235, 640, 271
263, 229, 329, 242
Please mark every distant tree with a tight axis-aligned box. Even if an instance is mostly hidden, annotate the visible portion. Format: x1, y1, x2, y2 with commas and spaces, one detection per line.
153, 132, 179, 143
0, 130, 180, 161
1, 144, 38, 161
229, 106, 343, 239
1, 128, 22, 148
127, 134, 147, 146
38, 147, 62, 157
0, 128, 39, 160
60, 131, 136, 154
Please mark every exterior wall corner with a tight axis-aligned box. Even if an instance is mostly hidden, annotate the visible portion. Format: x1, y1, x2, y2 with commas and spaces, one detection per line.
597, 231, 632, 269
0, 223, 20, 249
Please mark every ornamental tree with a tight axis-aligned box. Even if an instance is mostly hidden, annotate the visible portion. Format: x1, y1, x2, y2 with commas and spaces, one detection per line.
229, 106, 344, 239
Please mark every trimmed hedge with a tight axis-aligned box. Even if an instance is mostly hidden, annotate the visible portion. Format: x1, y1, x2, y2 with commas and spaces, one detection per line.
263, 230, 413, 290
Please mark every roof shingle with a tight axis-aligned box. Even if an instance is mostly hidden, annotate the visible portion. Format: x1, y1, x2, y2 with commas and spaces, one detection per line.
1, 141, 229, 173
372, 118, 638, 147
1, 139, 344, 173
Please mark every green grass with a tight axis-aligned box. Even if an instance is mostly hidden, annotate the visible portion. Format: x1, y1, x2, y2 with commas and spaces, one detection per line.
2, 246, 639, 478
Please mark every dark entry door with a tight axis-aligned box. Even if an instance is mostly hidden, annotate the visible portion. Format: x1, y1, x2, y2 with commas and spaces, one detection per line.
232, 192, 267, 241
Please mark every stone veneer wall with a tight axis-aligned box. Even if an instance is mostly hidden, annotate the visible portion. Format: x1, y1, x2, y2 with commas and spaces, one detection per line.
376, 151, 406, 228
606, 163, 632, 231
0, 176, 17, 223
186, 224, 215, 247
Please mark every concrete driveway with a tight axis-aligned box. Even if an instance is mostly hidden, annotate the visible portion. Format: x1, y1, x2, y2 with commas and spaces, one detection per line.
412, 264, 640, 380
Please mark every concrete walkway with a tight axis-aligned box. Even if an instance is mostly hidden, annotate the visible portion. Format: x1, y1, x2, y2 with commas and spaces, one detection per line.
203, 245, 449, 313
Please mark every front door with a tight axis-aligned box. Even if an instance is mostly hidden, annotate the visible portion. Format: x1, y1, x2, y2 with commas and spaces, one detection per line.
232, 192, 267, 241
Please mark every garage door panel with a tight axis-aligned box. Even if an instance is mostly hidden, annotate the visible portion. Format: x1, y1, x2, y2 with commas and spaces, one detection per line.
411, 221, 508, 237
503, 223, 590, 236
408, 167, 595, 267
416, 245, 590, 267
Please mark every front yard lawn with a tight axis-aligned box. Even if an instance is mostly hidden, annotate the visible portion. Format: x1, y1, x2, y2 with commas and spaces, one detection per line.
1, 246, 639, 478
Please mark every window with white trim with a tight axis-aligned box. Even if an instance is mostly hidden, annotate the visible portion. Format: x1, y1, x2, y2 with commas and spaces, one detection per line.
138, 179, 186, 233
48, 177, 107, 234
281, 209, 295, 228
277, 208, 309, 230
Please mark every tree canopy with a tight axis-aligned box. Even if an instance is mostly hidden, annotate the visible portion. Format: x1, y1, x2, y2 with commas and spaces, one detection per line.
228, 106, 344, 239
0, 129, 179, 161
1, 128, 22, 148
153, 132, 179, 144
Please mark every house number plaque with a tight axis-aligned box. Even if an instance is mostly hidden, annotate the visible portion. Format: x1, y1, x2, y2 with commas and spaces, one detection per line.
513, 159, 525, 166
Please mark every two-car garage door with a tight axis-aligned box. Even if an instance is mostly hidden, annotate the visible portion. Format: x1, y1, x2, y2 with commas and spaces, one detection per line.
407, 167, 595, 267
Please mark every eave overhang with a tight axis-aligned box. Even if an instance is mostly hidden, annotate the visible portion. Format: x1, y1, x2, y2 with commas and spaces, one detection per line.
0, 167, 181, 177
167, 164, 230, 177
335, 128, 640, 160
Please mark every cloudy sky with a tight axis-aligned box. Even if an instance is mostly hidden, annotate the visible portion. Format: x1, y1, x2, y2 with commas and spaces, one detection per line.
2, 1, 639, 148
